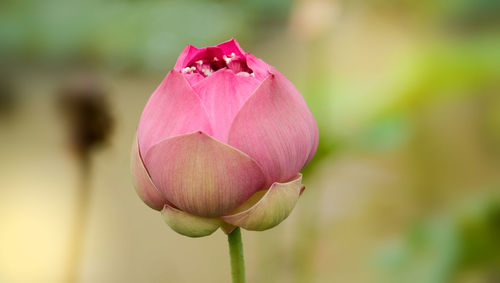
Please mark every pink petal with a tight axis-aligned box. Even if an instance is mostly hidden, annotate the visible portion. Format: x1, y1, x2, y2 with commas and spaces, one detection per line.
173, 39, 248, 72
183, 72, 205, 85
137, 70, 213, 156
228, 69, 319, 183
191, 68, 261, 141
144, 131, 266, 217
130, 135, 168, 211
174, 46, 225, 71
161, 205, 221, 237
221, 174, 304, 231
216, 38, 246, 58
245, 53, 272, 81
173, 44, 200, 72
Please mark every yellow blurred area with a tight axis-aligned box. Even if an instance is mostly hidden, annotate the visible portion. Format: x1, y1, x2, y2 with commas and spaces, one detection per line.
0, 0, 499, 282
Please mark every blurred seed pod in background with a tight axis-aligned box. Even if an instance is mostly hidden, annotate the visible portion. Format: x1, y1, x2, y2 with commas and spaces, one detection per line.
57, 73, 114, 160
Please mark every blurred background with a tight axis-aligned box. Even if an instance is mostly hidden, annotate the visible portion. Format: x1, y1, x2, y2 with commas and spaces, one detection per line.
1, 0, 499, 282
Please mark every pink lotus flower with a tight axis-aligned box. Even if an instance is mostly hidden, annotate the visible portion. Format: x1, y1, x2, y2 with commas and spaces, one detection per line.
131, 39, 318, 237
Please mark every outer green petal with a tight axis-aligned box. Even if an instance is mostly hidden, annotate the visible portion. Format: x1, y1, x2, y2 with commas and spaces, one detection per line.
161, 206, 222, 237
221, 174, 304, 231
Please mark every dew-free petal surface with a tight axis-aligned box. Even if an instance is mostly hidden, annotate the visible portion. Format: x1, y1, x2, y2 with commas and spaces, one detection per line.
221, 174, 304, 231
137, 70, 212, 156
245, 53, 272, 81
192, 69, 261, 141
228, 70, 319, 183
144, 132, 266, 217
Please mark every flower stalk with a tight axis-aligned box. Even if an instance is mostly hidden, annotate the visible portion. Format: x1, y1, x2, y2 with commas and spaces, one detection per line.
228, 227, 246, 283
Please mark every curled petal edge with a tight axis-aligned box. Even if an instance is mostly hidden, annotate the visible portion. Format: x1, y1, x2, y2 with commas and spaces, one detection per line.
131, 135, 167, 211
221, 174, 304, 231
161, 205, 222, 238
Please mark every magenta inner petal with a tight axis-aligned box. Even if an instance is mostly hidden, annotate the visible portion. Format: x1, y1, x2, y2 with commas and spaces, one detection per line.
216, 39, 246, 58
181, 48, 254, 78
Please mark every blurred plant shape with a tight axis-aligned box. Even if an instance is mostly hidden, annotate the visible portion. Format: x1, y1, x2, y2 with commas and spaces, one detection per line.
375, 194, 500, 283
289, 0, 339, 42
455, 196, 500, 279
0, 70, 16, 118
437, 0, 500, 32
375, 217, 459, 283
57, 73, 113, 283
58, 73, 113, 160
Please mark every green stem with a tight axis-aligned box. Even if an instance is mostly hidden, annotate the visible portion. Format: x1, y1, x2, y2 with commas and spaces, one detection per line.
227, 227, 246, 283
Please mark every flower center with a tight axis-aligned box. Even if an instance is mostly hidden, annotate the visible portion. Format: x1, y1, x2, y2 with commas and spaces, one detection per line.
182, 53, 254, 77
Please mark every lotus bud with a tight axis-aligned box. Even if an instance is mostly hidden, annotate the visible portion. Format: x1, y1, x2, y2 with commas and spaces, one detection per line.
131, 39, 318, 237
